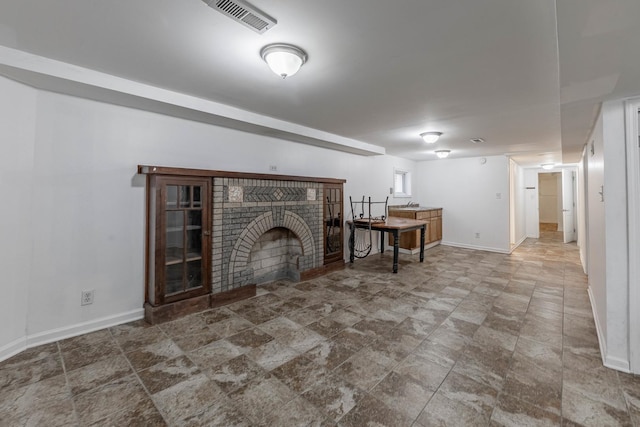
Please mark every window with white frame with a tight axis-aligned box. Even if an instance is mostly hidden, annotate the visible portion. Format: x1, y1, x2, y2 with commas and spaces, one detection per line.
394, 169, 412, 197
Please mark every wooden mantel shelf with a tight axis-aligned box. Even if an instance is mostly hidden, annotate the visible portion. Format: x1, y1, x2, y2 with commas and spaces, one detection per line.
138, 165, 346, 184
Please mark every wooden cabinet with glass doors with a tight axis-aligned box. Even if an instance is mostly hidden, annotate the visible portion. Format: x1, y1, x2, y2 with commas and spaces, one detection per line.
146, 175, 210, 307
323, 183, 344, 265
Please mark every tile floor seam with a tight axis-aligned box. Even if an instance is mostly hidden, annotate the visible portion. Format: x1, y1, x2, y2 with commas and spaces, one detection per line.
56, 340, 82, 426
109, 324, 171, 425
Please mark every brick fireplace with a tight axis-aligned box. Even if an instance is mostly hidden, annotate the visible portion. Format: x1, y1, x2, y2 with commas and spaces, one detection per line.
140, 165, 344, 324
211, 177, 324, 294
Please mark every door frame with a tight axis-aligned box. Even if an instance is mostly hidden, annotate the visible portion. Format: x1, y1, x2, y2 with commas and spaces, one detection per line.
625, 98, 640, 373
537, 170, 562, 232
561, 168, 577, 243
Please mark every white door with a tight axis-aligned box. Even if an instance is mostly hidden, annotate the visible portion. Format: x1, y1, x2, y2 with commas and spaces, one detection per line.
562, 169, 577, 243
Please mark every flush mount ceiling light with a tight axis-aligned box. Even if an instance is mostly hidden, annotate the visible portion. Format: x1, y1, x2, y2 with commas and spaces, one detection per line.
541, 163, 555, 170
420, 132, 442, 144
260, 43, 307, 79
435, 150, 451, 159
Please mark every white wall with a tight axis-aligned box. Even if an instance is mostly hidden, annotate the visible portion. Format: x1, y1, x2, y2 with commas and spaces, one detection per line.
585, 113, 607, 354
0, 78, 36, 358
586, 99, 631, 372
0, 76, 417, 359
577, 146, 588, 273
416, 156, 510, 253
601, 100, 630, 369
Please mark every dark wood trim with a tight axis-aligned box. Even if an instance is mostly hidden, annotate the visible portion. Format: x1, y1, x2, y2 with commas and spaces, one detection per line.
144, 174, 150, 305
300, 260, 345, 281
210, 285, 257, 308
138, 165, 346, 184
144, 294, 211, 324
144, 285, 257, 324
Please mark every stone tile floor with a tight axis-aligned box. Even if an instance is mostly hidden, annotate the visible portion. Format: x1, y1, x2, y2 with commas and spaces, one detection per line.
2, 231, 640, 426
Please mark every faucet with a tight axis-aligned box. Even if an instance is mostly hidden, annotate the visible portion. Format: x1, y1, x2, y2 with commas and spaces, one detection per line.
405, 201, 418, 207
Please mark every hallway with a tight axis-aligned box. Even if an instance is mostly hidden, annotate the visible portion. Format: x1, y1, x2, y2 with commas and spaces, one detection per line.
1, 233, 638, 426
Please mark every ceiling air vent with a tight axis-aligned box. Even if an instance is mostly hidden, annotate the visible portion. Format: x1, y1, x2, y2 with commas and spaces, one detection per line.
203, 0, 277, 34
470, 138, 485, 144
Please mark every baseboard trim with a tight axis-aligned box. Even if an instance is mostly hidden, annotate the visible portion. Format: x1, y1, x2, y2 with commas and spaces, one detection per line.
25, 308, 144, 350
1, 308, 145, 363
440, 241, 510, 254
579, 248, 588, 275
588, 286, 607, 365
605, 355, 631, 373
587, 286, 630, 372
0, 337, 28, 363
396, 241, 441, 255
509, 235, 528, 254
300, 260, 345, 281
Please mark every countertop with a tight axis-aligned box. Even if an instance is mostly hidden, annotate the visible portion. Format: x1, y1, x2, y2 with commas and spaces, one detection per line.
388, 206, 441, 211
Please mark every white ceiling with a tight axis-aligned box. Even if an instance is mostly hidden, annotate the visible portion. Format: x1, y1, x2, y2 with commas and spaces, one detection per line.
0, 0, 638, 166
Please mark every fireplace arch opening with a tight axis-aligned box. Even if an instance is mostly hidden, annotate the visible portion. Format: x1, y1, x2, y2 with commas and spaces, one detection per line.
248, 227, 303, 284
227, 210, 316, 287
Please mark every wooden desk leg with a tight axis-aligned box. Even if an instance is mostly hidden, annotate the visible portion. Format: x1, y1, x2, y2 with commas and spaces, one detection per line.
380, 230, 385, 253
420, 225, 425, 263
392, 230, 399, 273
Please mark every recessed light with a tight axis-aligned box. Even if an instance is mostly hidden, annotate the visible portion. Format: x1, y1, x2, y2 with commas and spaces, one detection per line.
420, 132, 442, 144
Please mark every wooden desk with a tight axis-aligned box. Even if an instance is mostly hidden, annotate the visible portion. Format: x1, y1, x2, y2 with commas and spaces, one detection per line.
347, 217, 427, 273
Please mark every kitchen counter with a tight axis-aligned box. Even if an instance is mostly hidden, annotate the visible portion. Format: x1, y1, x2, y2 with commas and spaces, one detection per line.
387, 206, 442, 252
388, 206, 441, 211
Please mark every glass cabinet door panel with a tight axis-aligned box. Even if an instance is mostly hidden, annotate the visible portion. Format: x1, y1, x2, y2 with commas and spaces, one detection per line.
187, 210, 202, 229
193, 186, 202, 208
179, 186, 191, 208
165, 263, 184, 295
165, 211, 184, 264
187, 210, 202, 259
186, 260, 203, 290
186, 229, 202, 259
323, 184, 344, 264
167, 185, 178, 208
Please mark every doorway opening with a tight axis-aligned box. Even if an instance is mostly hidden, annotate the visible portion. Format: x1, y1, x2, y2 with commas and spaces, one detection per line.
537, 169, 577, 243
538, 172, 561, 232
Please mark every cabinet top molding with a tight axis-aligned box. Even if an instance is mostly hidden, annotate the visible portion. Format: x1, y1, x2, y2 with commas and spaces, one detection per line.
138, 165, 346, 184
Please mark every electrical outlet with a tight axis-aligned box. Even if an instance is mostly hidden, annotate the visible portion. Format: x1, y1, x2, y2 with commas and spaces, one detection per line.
81, 290, 94, 306
475, 233, 480, 239
269, 165, 278, 172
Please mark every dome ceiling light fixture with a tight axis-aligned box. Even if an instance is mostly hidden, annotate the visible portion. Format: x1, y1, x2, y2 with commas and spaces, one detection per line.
260, 43, 307, 79
420, 131, 442, 144
435, 150, 451, 159
541, 163, 555, 170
